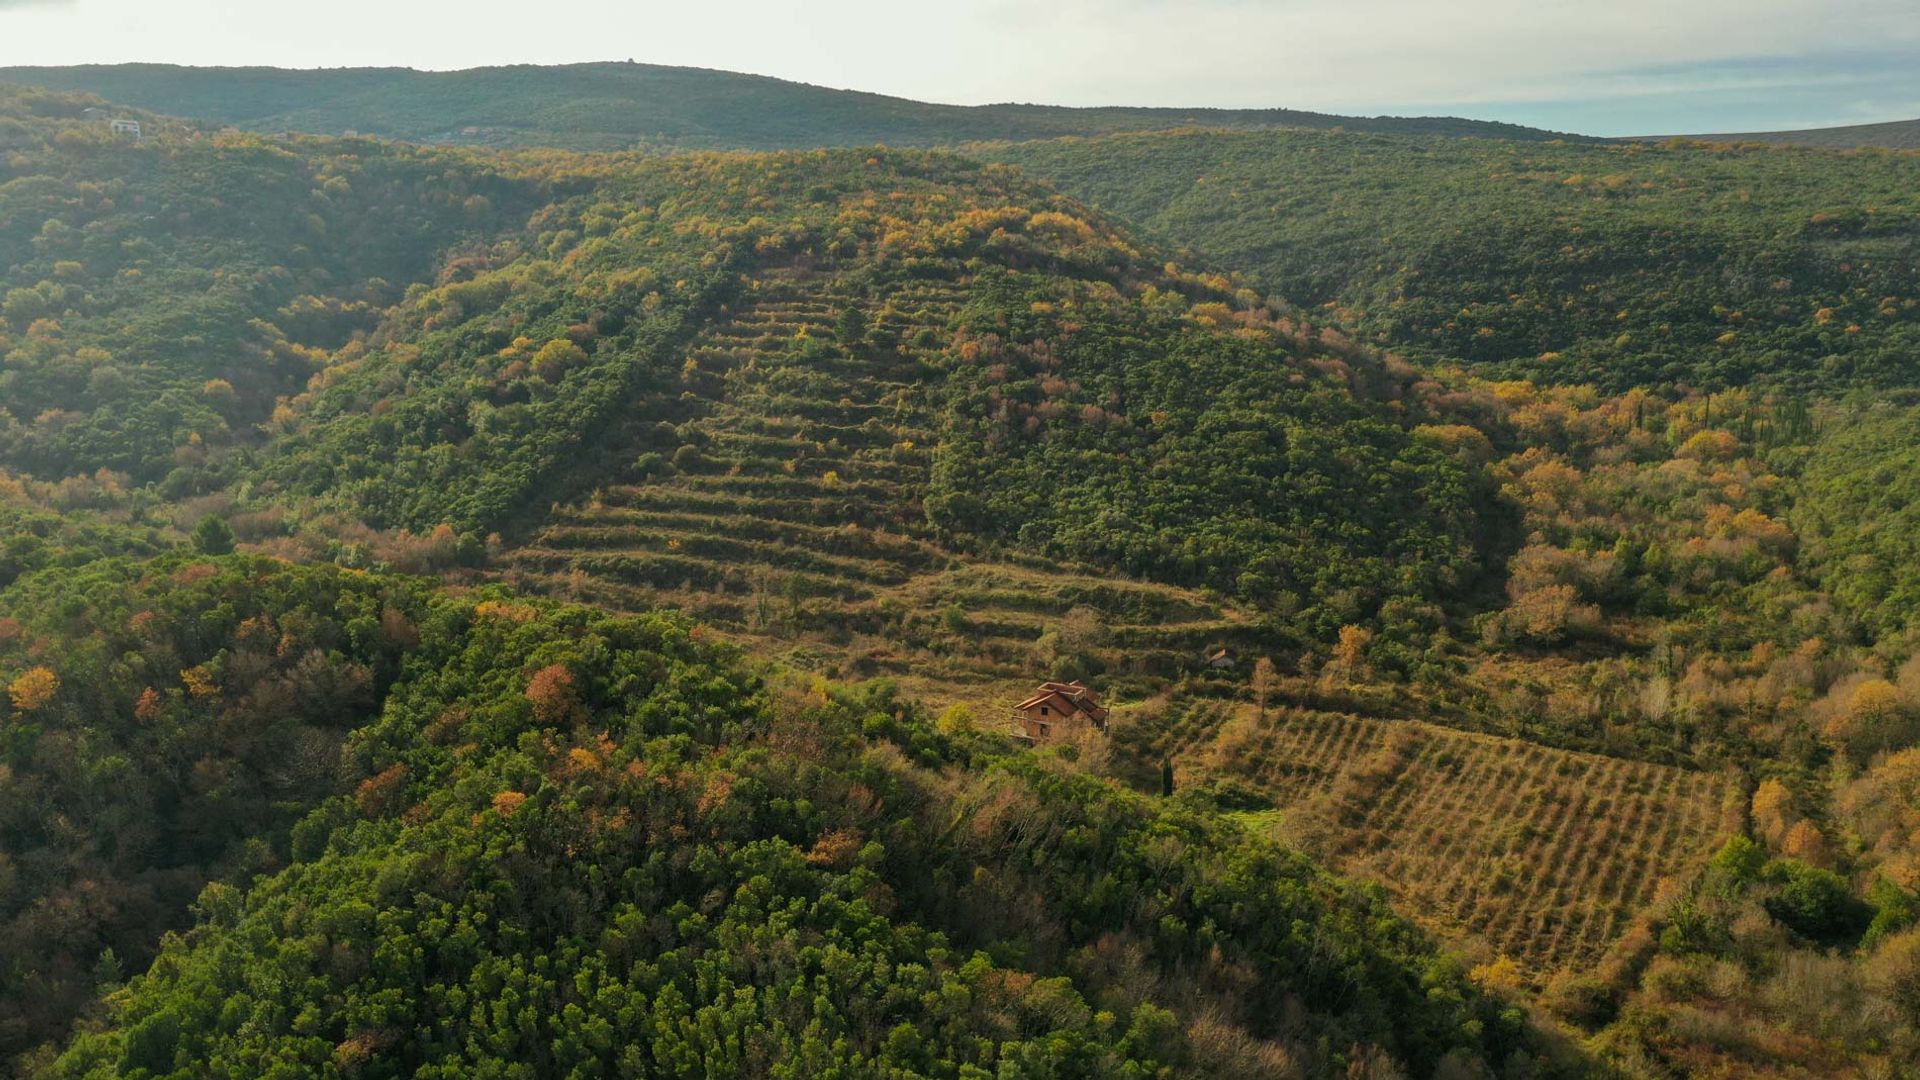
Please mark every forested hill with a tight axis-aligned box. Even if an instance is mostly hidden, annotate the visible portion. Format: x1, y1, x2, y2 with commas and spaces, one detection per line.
985, 128, 1920, 392
0, 61, 1575, 149
2, 556, 1543, 1078
12, 84, 1920, 1078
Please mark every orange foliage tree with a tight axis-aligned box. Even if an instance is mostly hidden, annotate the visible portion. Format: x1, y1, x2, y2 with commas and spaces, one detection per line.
526, 663, 578, 725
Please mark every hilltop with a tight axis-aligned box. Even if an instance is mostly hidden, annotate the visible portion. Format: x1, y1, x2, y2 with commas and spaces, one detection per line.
1656, 117, 1920, 151
0, 61, 1576, 149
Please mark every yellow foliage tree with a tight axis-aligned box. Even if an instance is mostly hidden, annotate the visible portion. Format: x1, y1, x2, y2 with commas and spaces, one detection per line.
1865, 927, 1920, 1026
1333, 625, 1372, 675
1252, 657, 1277, 721
8, 667, 58, 712
936, 704, 977, 736
181, 665, 220, 699
1824, 677, 1911, 760
1751, 777, 1798, 848
1469, 955, 1529, 998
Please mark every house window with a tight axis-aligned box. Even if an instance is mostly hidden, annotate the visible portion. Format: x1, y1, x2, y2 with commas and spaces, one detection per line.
1040, 706, 1049, 715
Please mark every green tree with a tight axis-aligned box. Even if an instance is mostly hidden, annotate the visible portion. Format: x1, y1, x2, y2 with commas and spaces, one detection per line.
191, 515, 235, 556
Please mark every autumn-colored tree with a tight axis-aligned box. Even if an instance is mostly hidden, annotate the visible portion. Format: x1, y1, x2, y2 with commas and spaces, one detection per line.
8, 666, 58, 712
526, 663, 578, 725
474, 599, 538, 624
1823, 678, 1913, 760
1332, 626, 1372, 680
200, 378, 238, 409
1501, 584, 1601, 644
531, 338, 588, 383
936, 704, 976, 736
1780, 819, 1830, 866
805, 828, 863, 870
355, 764, 409, 817
1752, 778, 1799, 849
1252, 656, 1276, 722
1059, 605, 1105, 656
133, 686, 164, 722
1469, 955, 1528, 998
1865, 927, 1920, 1027
181, 664, 220, 699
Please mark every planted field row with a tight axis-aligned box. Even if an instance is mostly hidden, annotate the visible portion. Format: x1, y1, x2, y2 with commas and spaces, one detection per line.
1176, 705, 1727, 975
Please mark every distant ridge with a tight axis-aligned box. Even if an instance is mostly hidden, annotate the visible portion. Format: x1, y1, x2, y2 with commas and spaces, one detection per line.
1645, 116, 1920, 150
0, 60, 1582, 149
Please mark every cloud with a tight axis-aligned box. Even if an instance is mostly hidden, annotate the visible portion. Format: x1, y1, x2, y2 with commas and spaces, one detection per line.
0, 0, 77, 8
1453, 49, 1920, 134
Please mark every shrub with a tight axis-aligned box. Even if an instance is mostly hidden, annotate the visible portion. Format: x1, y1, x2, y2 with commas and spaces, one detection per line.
1762, 859, 1872, 947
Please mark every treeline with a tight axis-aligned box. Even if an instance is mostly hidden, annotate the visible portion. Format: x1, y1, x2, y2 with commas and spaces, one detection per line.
0, 63, 1573, 152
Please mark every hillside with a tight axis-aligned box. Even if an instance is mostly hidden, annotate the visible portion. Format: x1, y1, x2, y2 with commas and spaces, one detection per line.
1659, 117, 1920, 151
239, 145, 1502, 649
985, 128, 1920, 392
0, 87, 1561, 1076
8, 85, 1920, 1077
0, 84, 540, 486
2, 556, 1544, 1078
0, 61, 1574, 150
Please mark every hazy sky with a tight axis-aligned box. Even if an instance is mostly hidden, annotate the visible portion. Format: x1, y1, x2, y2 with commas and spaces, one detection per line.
1, 0, 1916, 135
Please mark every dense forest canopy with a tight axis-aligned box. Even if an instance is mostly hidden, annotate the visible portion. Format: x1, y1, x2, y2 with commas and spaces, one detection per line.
2, 555, 1541, 1077
0, 84, 540, 486
1793, 396, 1920, 639
985, 129, 1920, 392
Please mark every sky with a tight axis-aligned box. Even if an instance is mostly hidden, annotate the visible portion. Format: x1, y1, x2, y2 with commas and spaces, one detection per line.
1, 0, 1916, 135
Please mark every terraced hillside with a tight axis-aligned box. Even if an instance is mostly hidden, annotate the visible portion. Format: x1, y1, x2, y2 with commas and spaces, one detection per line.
496, 255, 1731, 977
241, 145, 1483, 714
1122, 698, 1731, 976
503, 262, 1263, 709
